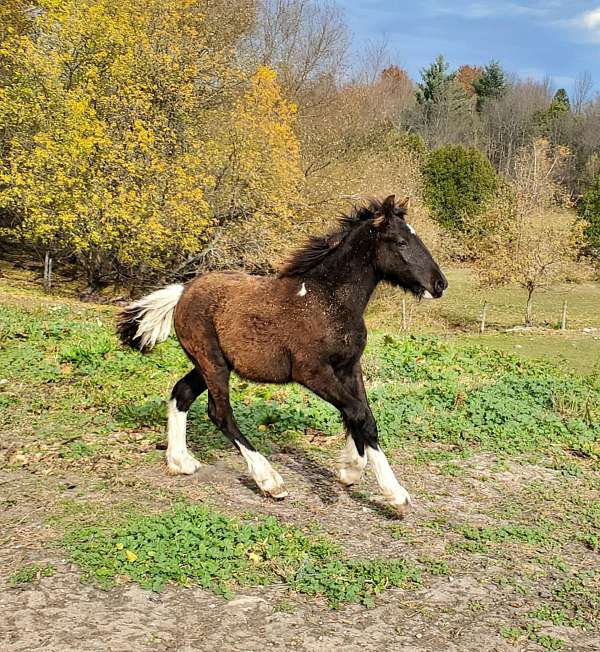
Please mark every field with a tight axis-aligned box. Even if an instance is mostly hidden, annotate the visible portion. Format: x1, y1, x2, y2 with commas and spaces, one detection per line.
1, 266, 599, 652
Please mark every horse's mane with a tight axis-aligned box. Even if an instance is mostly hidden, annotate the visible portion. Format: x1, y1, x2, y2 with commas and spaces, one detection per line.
279, 198, 405, 277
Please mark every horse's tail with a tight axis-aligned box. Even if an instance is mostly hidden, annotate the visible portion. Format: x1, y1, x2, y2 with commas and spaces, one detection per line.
116, 284, 184, 352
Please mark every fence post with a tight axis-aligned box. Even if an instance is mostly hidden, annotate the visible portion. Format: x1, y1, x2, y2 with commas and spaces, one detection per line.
561, 300, 567, 330
480, 301, 488, 334
43, 251, 52, 292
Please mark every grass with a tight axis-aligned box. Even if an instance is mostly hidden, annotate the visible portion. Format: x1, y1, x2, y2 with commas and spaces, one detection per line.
2, 293, 599, 472
8, 563, 55, 587
368, 268, 600, 374
415, 268, 599, 332
64, 503, 421, 607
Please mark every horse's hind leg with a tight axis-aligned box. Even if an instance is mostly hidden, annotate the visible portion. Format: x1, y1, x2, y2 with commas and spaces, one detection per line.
207, 387, 287, 499
166, 369, 206, 475
196, 351, 287, 498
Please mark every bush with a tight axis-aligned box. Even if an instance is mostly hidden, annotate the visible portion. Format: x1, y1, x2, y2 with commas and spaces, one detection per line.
577, 174, 600, 258
422, 145, 498, 232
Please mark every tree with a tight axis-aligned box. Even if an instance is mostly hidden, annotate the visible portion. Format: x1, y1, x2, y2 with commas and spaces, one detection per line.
410, 57, 476, 148
456, 65, 482, 97
249, 0, 349, 100
422, 145, 498, 232
572, 71, 593, 115
473, 60, 506, 110
416, 55, 454, 109
0, 0, 302, 288
476, 140, 581, 324
577, 173, 600, 262
480, 79, 552, 175
551, 88, 571, 114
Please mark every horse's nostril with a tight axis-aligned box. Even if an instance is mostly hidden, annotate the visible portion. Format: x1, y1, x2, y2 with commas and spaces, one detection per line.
434, 278, 446, 295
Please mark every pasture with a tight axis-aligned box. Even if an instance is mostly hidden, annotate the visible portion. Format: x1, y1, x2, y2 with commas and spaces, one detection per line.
1, 267, 599, 651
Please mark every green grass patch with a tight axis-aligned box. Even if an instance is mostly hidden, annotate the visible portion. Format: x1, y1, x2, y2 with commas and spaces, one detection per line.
457, 522, 558, 548
64, 504, 421, 608
9, 562, 55, 587
1, 293, 599, 469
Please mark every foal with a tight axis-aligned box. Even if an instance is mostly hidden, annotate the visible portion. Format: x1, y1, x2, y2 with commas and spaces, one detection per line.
118, 195, 447, 515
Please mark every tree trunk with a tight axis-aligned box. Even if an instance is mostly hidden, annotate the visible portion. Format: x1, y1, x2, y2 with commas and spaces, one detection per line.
480, 301, 488, 334
525, 288, 534, 325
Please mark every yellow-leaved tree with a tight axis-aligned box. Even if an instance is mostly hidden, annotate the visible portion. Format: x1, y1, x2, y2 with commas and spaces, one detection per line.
0, 0, 302, 289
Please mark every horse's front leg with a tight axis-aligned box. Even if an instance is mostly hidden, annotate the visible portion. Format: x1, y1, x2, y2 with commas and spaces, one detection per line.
335, 363, 369, 486
300, 363, 411, 517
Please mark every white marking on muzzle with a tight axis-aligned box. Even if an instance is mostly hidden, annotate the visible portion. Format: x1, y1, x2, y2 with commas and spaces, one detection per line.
298, 282, 307, 297
422, 290, 434, 299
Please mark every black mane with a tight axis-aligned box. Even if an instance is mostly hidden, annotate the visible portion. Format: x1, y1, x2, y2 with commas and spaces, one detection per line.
279, 198, 405, 277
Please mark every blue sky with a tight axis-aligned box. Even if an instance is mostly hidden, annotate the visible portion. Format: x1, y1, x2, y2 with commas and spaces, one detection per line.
337, 1, 600, 92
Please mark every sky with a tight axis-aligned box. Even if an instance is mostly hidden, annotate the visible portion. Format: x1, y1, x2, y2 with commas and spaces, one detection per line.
337, 1, 600, 92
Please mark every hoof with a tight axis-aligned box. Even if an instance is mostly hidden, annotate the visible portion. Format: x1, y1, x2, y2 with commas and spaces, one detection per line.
267, 488, 289, 500
391, 497, 412, 519
257, 470, 288, 500
166, 452, 201, 475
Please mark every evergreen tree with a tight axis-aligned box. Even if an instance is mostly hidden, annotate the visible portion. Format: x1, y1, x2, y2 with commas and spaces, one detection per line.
473, 60, 506, 110
550, 88, 571, 114
577, 173, 600, 257
416, 55, 454, 107
422, 145, 499, 232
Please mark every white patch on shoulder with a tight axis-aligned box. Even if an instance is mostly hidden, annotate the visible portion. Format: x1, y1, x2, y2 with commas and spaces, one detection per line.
407, 223, 416, 235
297, 282, 307, 297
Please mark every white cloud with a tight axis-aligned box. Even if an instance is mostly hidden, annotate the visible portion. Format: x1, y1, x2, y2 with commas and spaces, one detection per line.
561, 6, 600, 43
582, 7, 600, 30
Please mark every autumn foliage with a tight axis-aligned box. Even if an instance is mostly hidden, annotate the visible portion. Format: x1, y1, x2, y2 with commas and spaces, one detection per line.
0, 0, 301, 287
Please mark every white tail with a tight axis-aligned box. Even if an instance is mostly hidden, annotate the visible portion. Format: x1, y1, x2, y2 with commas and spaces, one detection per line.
118, 284, 184, 351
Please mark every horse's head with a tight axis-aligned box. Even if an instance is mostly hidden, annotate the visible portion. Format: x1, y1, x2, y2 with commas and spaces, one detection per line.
372, 195, 447, 299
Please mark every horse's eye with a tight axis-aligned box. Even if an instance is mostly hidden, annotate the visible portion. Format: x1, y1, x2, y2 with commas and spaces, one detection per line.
397, 239, 408, 248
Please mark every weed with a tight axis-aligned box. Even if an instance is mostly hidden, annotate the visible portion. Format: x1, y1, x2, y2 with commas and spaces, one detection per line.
273, 599, 295, 613
500, 623, 564, 650
439, 462, 464, 477
64, 504, 421, 607
419, 558, 450, 576
9, 563, 55, 587
457, 522, 557, 548
468, 600, 485, 612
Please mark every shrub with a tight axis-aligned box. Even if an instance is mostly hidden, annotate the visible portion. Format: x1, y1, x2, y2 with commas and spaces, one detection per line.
422, 145, 498, 232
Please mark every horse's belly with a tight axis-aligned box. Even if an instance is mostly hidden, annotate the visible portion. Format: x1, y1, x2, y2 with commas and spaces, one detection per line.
223, 342, 291, 383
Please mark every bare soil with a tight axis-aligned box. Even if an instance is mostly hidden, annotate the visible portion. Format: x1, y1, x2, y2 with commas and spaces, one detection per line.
1, 444, 598, 652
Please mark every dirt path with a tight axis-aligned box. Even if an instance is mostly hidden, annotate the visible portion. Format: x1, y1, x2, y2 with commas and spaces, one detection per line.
1, 446, 598, 652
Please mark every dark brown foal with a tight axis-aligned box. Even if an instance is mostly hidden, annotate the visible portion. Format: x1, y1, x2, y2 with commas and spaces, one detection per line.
117, 195, 447, 515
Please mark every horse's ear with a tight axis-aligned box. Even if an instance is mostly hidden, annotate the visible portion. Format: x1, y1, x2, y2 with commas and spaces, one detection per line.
373, 194, 395, 228
382, 194, 396, 216
397, 196, 410, 213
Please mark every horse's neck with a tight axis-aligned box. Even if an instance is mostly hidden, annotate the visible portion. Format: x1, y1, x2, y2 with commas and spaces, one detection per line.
313, 237, 379, 316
